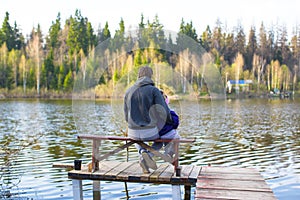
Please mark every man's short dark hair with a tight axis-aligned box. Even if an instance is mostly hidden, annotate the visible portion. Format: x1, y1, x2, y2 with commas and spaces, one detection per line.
138, 66, 153, 78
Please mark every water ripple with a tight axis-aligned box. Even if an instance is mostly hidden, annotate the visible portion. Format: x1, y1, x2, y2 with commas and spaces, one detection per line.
1, 99, 300, 199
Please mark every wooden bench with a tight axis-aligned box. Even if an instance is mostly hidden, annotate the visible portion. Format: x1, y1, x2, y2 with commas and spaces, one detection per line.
77, 134, 196, 176
53, 134, 196, 199
53, 135, 277, 200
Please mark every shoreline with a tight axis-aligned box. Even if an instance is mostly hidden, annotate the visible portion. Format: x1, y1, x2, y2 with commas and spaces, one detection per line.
1, 92, 299, 101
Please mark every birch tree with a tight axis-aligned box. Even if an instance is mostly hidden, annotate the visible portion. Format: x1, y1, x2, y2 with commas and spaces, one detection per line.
266, 64, 271, 91
79, 49, 86, 83
270, 60, 280, 90
293, 65, 298, 94
233, 52, 244, 81
0, 43, 8, 88
8, 49, 19, 88
125, 53, 133, 86
252, 54, 266, 92
26, 28, 43, 94
19, 54, 27, 92
176, 49, 190, 93
281, 64, 290, 91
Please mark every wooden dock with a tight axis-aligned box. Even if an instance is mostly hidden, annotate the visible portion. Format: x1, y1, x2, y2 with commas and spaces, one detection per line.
54, 134, 277, 199
68, 161, 201, 185
195, 166, 277, 200
68, 161, 201, 200
65, 161, 277, 200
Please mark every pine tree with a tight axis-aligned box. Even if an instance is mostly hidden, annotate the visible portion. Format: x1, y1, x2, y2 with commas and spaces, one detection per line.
201, 25, 212, 52
0, 12, 23, 51
234, 22, 246, 56
245, 26, 257, 70
258, 22, 268, 60
100, 22, 111, 43
112, 18, 125, 51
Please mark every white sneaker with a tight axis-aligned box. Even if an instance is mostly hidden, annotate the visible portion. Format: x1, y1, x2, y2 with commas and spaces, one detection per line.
139, 159, 150, 173
141, 151, 157, 170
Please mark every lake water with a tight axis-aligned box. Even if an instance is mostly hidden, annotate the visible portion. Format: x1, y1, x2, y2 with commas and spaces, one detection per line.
0, 98, 299, 199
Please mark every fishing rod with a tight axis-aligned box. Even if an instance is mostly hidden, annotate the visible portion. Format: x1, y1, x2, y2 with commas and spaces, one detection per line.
120, 128, 129, 199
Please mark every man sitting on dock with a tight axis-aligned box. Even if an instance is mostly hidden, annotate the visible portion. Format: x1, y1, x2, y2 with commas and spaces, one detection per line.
124, 65, 173, 173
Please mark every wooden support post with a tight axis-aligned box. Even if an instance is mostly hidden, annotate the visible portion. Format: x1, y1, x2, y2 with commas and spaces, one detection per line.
92, 140, 100, 171
184, 185, 191, 200
173, 140, 181, 176
72, 179, 83, 200
93, 181, 101, 200
172, 185, 181, 200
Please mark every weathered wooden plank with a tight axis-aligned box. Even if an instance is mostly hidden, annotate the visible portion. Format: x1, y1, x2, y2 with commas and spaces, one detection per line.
53, 162, 90, 171
159, 164, 175, 182
140, 163, 174, 182
118, 161, 141, 181
150, 163, 170, 182
197, 179, 273, 192
199, 166, 264, 181
96, 141, 135, 162
198, 173, 264, 181
201, 166, 260, 175
189, 166, 202, 180
196, 166, 276, 200
104, 161, 135, 180
180, 165, 194, 181
140, 169, 154, 182
68, 161, 120, 180
51, 161, 88, 172
92, 140, 100, 171
52, 163, 74, 169
68, 163, 197, 186
195, 188, 277, 200
97, 161, 120, 174
78, 134, 195, 143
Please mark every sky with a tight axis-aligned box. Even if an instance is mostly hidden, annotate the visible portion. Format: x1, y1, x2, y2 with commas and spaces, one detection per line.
1, 0, 300, 38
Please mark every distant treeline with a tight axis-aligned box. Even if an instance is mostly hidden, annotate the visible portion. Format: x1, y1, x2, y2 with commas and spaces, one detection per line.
0, 10, 299, 98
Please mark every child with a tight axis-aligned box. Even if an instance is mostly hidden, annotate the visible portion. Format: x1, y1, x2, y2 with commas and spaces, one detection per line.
153, 90, 181, 157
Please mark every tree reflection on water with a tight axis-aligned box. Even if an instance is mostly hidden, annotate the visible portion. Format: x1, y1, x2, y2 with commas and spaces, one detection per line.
0, 127, 42, 199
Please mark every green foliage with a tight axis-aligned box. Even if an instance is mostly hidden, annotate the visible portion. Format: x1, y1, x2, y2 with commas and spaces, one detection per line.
27, 67, 35, 88
98, 74, 106, 85
133, 49, 143, 67
63, 70, 73, 91
111, 18, 125, 51
66, 9, 95, 56
46, 13, 61, 49
99, 22, 111, 43
113, 70, 120, 83
0, 10, 299, 98
43, 50, 56, 89
179, 18, 199, 43
57, 65, 65, 90
0, 12, 24, 51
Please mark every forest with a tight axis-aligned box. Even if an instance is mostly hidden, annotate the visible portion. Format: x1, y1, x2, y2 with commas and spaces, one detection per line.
0, 9, 299, 98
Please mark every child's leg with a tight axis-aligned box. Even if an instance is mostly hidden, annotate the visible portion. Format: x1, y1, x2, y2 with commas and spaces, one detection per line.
161, 130, 180, 157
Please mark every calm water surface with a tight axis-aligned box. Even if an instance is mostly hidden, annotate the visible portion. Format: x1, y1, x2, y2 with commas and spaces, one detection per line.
0, 98, 299, 199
